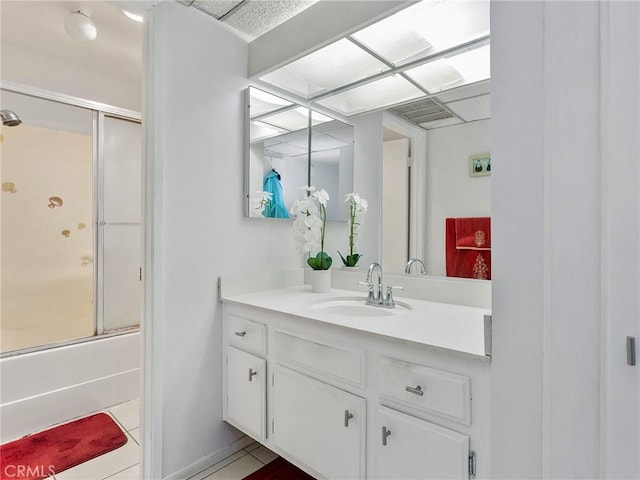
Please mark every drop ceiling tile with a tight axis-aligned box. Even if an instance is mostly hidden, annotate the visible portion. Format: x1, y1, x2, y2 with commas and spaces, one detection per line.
192, 1, 244, 19
434, 80, 491, 103
419, 117, 464, 130
445, 94, 491, 121
316, 75, 424, 116
224, 0, 318, 39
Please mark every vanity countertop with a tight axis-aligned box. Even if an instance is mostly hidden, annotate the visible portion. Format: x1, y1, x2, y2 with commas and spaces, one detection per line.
221, 285, 491, 360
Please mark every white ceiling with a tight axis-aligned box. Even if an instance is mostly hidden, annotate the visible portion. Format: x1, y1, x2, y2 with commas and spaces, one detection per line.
0, 1, 146, 85
0, 0, 316, 88
0, 0, 490, 129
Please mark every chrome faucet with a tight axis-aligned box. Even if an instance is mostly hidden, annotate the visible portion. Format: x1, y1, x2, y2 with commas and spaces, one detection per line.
361, 262, 382, 303
405, 258, 426, 275
359, 262, 403, 308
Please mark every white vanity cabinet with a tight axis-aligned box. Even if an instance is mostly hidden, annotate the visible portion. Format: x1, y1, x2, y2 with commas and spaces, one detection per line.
223, 313, 267, 440
222, 301, 489, 480
373, 406, 470, 479
225, 346, 266, 440
272, 365, 366, 479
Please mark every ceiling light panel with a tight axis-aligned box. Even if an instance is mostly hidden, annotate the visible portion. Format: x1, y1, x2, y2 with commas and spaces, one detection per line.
351, 0, 490, 66
433, 79, 490, 103
257, 107, 309, 131
445, 94, 491, 121
250, 121, 287, 142
404, 45, 490, 94
314, 75, 425, 116
249, 87, 293, 117
311, 131, 352, 151
259, 39, 390, 98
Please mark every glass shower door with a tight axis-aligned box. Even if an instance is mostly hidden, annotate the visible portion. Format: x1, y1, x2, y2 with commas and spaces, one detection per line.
98, 114, 142, 333
0, 92, 95, 352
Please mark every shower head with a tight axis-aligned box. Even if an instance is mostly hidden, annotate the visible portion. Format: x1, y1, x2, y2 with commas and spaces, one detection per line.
0, 110, 22, 127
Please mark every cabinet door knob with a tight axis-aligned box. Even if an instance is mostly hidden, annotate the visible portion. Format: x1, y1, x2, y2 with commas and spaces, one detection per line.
382, 426, 391, 446
405, 385, 424, 396
235, 331, 246, 337
248, 368, 258, 381
344, 410, 354, 427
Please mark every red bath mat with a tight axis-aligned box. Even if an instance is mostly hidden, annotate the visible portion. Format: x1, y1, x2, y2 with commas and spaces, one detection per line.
243, 457, 316, 480
0, 413, 127, 480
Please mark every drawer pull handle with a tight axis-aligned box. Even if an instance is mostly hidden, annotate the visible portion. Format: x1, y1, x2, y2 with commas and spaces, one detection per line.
344, 410, 354, 427
382, 426, 391, 446
235, 331, 247, 337
248, 368, 258, 381
405, 385, 424, 396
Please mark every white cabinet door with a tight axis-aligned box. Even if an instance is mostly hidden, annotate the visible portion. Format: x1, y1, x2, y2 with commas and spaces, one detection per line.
373, 405, 469, 480
272, 365, 366, 479
226, 346, 266, 440
601, 2, 640, 478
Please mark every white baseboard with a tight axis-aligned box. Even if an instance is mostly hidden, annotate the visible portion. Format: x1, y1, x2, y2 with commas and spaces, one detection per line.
163, 435, 256, 480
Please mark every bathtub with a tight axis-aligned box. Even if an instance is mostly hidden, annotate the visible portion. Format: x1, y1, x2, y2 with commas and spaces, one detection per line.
0, 332, 140, 443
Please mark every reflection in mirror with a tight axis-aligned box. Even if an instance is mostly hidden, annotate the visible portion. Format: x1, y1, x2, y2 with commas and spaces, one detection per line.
246, 87, 309, 218
310, 112, 354, 221
245, 87, 354, 222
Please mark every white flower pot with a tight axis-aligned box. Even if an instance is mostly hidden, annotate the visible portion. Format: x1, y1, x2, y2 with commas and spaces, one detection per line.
310, 269, 331, 293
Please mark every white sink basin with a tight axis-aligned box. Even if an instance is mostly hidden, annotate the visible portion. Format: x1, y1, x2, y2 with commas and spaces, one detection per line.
311, 297, 412, 317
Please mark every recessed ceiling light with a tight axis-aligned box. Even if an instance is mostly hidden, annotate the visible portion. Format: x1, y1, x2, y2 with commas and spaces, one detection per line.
123, 10, 144, 23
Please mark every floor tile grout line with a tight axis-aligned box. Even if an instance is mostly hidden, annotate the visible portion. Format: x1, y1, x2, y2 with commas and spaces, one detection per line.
100, 461, 139, 480
247, 452, 267, 465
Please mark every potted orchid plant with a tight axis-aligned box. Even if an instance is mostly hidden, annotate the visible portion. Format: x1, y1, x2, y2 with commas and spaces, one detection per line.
338, 192, 368, 267
290, 186, 332, 269
290, 186, 332, 292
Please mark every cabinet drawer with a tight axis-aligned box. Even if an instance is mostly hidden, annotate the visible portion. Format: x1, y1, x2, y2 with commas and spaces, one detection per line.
227, 314, 266, 355
274, 330, 364, 386
379, 357, 471, 425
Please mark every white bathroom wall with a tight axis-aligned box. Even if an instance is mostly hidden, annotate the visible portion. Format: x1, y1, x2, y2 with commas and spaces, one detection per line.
143, 3, 304, 478
347, 112, 383, 268
425, 120, 491, 276
382, 138, 409, 273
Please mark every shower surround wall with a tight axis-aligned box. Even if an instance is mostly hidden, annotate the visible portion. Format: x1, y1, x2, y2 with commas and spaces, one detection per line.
1, 123, 94, 352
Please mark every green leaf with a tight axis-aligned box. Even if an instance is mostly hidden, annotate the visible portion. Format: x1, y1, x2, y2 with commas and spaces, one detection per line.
308, 251, 332, 270
346, 254, 362, 267
338, 251, 361, 266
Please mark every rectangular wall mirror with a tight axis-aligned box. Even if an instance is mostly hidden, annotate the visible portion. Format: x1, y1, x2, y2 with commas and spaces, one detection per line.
245, 86, 353, 221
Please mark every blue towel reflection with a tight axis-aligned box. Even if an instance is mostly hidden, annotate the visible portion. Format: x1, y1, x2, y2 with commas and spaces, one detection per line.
262, 170, 289, 218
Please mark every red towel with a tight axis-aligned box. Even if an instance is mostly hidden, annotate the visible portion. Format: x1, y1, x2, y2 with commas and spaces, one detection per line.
446, 217, 491, 280
454, 217, 491, 250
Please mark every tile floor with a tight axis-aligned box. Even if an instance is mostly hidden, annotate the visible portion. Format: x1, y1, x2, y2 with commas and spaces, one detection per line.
42, 399, 275, 480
